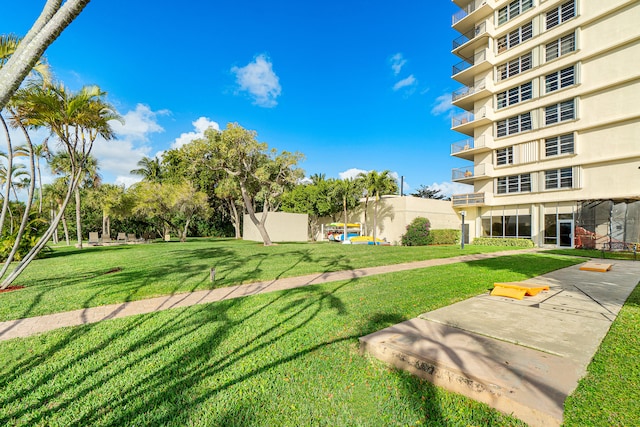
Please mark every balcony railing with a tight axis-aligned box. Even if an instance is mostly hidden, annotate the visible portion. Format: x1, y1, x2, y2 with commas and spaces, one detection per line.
452, 21, 487, 50
452, 192, 485, 207
452, 0, 485, 25
452, 163, 486, 180
451, 135, 486, 154
452, 50, 487, 76
452, 79, 486, 102
452, 107, 486, 128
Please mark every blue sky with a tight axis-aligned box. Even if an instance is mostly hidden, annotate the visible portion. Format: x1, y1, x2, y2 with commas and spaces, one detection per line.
2, 1, 472, 196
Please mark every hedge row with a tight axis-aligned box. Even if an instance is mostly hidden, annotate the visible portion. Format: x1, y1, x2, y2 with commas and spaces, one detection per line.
429, 229, 460, 245
472, 237, 534, 247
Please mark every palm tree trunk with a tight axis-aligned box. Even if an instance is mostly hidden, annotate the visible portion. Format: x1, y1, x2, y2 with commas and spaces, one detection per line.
61, 210, 70, 245
373, 197, 378, 242
1, 169, 80, 289
0, 133, 36, 279
74, 187, 83, 248
0, 114, 13, 236
0, 0, 91, 111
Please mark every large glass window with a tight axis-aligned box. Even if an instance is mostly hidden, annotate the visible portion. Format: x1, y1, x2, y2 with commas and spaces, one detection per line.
482, 213, 532, 238
546, 33, 576, 62
545, 133, 574, 156
498, 0, 534, 25
497, 81, 533, 109
545, 99, 575, 125
545, 168, 573, 189
497, 21, 533, 53
545, 65, 575, 93
497, 112, 532, 137
497, 174, 531, 194
546, 0, 576, 30
497, 52, 533, 81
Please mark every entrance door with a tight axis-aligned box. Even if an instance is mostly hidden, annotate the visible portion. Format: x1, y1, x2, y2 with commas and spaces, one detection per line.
558, 220, 573, 247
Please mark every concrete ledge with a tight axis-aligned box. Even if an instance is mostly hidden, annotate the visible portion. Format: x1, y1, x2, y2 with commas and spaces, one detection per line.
360, 318, 581, 427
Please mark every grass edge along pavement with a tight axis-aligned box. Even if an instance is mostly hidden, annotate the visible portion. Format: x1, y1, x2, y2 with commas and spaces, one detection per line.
1, 240, 535, 322
0, 254, 580, 426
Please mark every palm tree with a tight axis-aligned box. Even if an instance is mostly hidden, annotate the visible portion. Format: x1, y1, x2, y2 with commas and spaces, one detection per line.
1, 82, 121, 289
50, 152, 100, 248
358, 170, 398, 242
131, 156, 163, 182
0, 34, 49, 245
32, 140, 49, 213
331, 178, 361, 241
0, 1, 90, 110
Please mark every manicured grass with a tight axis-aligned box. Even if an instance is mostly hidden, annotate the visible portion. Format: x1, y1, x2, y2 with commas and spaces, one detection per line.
0, 253, 579, 426
563, 282, 640, 426
0, 239, 528, 321
546, 248, 639, 261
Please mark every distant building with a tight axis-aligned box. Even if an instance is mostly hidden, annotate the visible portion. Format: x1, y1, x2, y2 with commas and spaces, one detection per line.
449, 0, 640, 247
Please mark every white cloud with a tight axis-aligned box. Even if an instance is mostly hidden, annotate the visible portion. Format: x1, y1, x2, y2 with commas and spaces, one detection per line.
339, 168, 368, 180
431, 93, 454, 116
93, 104, 169, 182
231, 54, 282, 108
393, 74, 417, 92
114, 175, 141, 188
429, 181, 473, 198
171, 117, 220, 149
389, 53, 407, 76
111, 104, 167, 142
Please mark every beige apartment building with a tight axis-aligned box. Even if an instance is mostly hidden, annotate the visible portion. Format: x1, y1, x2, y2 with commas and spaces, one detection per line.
449, 0, 640, 248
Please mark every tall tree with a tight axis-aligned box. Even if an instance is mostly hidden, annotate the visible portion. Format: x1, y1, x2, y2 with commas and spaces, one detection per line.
130, 156, 163, 182
411, 185, 449, 200
1, 83, 121, 289
358, 170, 398, 242
191, 123, 304, 246
331, 178, 362, 241
50, 152, 100, 248
0, 1, 90, 110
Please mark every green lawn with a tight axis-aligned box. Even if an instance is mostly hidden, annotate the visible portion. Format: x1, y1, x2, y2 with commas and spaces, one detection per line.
1, 239, 528, 321
0, 251, 581, 426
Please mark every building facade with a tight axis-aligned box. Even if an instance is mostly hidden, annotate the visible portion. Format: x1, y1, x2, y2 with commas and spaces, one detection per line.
449, 0, 640, 248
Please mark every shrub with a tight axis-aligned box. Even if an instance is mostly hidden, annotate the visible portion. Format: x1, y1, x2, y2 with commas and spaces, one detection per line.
401, 217, 431, 246
429, 229, 460, 245
472, 237, 534, 248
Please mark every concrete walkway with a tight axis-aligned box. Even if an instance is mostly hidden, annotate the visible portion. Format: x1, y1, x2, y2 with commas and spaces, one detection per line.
360, 258, 640, 427
0, 248, 542, 341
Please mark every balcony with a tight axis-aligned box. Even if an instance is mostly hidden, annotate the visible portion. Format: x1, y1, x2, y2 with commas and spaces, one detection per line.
452, 163, 487, 183
451, 107, 490, 136
451, 135, 488, 160
452, 192, 485, 207
452, 50, 491, 84
452, 21, 489, 59
451, 79, 490, 111
452, 0, 493, 34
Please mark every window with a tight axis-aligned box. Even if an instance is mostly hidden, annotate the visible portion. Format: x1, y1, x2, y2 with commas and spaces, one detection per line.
497, 52, 532, 81
546, 33, 576, 62
545, 168, 573, 189
498, 0, 534, 25
497, 112, 532, 137
545, 133, 574, 156
497, 174, 531, 194
483, 214, 532, 238
497, 21, 533, 53
545, 99, 575, 125
545, 65, 575, 93
496, 147, 514, 165
546, 0, 576, 30
497, 81, 533, 109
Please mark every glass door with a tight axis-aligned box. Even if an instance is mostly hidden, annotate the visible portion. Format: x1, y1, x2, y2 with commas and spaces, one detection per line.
558, 220, 573, 247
